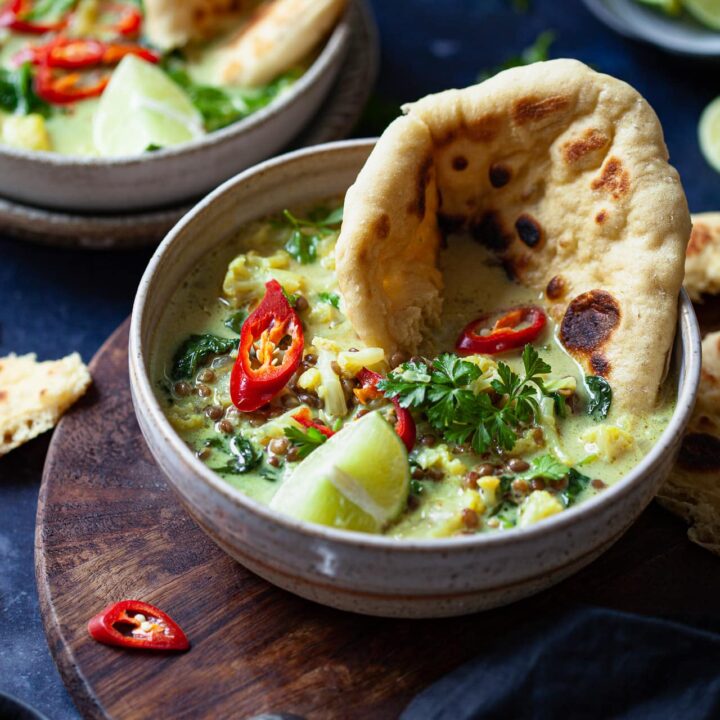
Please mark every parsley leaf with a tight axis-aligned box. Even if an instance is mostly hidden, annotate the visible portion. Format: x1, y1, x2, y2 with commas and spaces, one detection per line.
318, 292, 340, 309
224, 310, 248, 335
478, 30, 555, 81
285, 229, 319, 264
586, 376, 612, 421
279, 205, 343, 264
516, 454, 568, 482
284, 424, 327, 459
171, 334, 236, 380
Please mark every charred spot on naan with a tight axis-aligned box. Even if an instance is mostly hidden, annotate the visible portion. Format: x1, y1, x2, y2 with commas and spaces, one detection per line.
511, 94, 571, 126
591, 156, 630, 201
470, 211, 511, 252
590, 352, 611, 376
489, 163, 512, 188
451, 155, 469, 171
374, 213, 391, 241
595, 209, 608, 225
407, 156, 434, 219
438, 213, 467, 235
560, 290, 621, 358
677, 433, 720, 473
515, 214, 543, 249
562, 128, 609, 165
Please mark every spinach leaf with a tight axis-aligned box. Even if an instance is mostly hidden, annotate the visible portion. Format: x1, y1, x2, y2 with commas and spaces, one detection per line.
586, 376, 612, 421
171, 334, 236, 380
224, 310, 248, 335
409, 478, 425, 495
212, 435, 262, 475
560, 467, 591, 507
163, 57, 301, 132
318, 292, 340, 309
285, 229, 319, 264
0, 64, 50, 116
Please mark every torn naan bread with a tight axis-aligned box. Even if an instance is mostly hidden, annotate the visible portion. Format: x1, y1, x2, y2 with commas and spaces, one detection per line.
657, 331, 720, 556
0, 353, 91, 456
685, 212, 720, 302
335, 59, 690, 413
219, 0, 346, 87
143, 0, 257, 51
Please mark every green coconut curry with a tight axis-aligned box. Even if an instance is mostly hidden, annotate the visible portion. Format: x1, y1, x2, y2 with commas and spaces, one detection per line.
152, 199, 675, 538
0, 0, 303, 156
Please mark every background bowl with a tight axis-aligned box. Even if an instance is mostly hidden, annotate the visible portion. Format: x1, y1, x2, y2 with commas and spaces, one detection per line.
129, 140, 701, 618
582, 0, 720, 57
0, 1, 356, 214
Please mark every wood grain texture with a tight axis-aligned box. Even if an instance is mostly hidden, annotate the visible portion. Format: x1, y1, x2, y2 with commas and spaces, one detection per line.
37, 316, 720, 720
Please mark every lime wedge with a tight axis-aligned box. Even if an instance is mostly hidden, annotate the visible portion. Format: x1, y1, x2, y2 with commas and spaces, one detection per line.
636, 0, 682, 15
699, 95, 720, 173
93, 55, 204, 157
682, 0, 720, 28
270, 411, 410, 533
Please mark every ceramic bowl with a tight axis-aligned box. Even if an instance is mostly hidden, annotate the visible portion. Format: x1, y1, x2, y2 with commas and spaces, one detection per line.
0, 2, 355, 214
130, 140, 702, 619
583, 0, 720, 57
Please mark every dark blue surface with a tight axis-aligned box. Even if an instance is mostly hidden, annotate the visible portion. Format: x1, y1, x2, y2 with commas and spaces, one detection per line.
1, 1, 719, 718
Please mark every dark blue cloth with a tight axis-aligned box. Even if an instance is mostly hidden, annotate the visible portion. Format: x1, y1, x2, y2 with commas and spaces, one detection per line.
402, 607, 720, 720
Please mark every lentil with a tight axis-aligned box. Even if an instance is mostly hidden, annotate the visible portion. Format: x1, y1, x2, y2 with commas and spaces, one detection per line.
218, 419, 234, 434
507, 458, 530, 473
269, 438, 289, 455
461, 508, 480, 529
198, 369, 216, 384
196, 384, 212, 398
294, 295, 309, 312
174, 381, 192, 397
205, 405, 224, 421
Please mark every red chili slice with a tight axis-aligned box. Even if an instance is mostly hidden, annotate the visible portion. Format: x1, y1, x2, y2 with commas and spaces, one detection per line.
13, 37, 159, 69
292, 407, 335, 438
88, 600, 190, 652
0, 0, 69, 34
455, 305, 547, 355
230, 280, 304, 412
111, 3, 142, 36
355, 368, 416, 451
34, 64, 109, 104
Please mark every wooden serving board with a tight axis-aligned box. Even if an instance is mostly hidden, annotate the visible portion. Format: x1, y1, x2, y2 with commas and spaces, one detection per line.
37, 318, 720, 720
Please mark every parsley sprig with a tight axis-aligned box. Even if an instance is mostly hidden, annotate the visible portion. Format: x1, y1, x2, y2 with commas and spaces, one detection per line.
284, 424, 328, 459
378, 345, 565, 454
280, 206, 343, 264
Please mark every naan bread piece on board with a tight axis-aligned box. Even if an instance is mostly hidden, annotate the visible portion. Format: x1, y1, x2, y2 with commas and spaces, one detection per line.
335, 59, 690, 413
0, 353, 91, 456
219, 0, 346, 87
143, 0, 257, 50
657, 332, 720, 556
685, 212, 720, 302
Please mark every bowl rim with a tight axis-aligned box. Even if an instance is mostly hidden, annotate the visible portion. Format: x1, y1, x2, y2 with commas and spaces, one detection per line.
130, 138, 702, 554
0, 0, 353, 167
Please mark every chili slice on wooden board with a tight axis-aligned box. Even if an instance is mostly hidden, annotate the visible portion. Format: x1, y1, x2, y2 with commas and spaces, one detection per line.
88, 600, 190, 651
231, 280, 304, 412
455, 305, 547, 355
355, 368, 416, 451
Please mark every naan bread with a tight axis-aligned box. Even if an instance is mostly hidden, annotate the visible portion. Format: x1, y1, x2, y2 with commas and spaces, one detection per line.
143, 0, 257, 50
0, 353, 91, 456
219, 0, 346, 87
336, 59, 690, 413
685, 212, 720, 302
657, 331, 720, 556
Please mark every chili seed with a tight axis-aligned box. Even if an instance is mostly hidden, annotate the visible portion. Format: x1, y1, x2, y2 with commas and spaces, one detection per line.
464, 471, 479, 489
218, 419, 234, 434
198, 369, 215, 384
268, 456, 281, 468
507, 458, 529, 473
269, 438, 289, 455
174, 381, 192, 397
205, 405, 223, 421
476, 463, 495, 477
591, 479, 607, 490
390, 351, 409, 369
461, 508, 480, 529
294, 295, 309, 312
420, 434, 437, 447
196, 384, 212, 398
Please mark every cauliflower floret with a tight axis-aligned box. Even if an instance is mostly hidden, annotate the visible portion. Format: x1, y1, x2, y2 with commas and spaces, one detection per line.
581, 425, 634, 462
414, 445, 466, 477
518, 490, 564, 527
337, 347, 386, 375
2, 114, 51, 151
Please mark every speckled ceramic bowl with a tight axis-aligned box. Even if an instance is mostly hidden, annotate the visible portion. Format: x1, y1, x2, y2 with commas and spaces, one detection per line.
129, 140, 701, 618
0, 1, 358, 213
